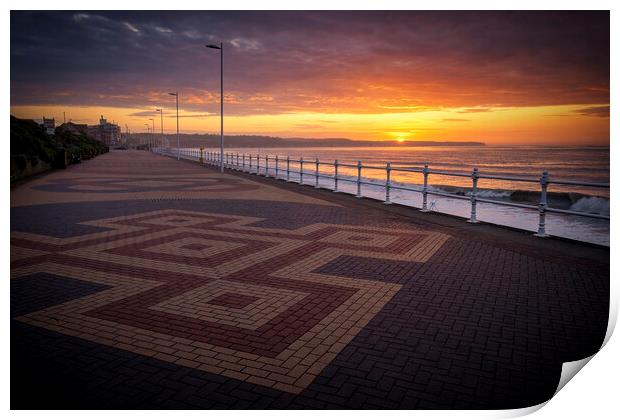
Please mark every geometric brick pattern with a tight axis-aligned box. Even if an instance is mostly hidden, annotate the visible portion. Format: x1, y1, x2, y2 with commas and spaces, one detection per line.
153, 281, 308, 329
33, 176, 260, 194
11, 209, 449, 393
11, 151, 610, 409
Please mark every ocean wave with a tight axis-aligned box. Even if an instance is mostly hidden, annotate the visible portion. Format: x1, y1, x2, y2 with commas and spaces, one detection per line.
569, 197, 610, 216
392, 181, 609, 213
311, 174, 608, 215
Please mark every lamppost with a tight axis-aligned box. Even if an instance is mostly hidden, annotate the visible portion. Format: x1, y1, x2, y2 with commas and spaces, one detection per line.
149, 118, 155, 149
144, 123, 150, 150
206, 42, 224, 173
168, 92, 180, 160
156, 108, 164, 147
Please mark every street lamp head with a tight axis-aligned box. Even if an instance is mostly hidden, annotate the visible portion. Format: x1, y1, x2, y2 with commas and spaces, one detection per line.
206, 44, 221, 49
168, 92, 177, 96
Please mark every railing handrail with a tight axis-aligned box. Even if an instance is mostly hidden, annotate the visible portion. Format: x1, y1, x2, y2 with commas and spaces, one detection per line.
153, 147, 610, 240
172, 149, 609, 188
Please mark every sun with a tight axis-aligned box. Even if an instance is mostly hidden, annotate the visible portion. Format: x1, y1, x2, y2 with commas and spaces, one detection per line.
386, 131, 411, 143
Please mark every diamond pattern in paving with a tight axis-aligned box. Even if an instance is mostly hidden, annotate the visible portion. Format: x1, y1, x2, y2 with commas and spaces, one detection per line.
10, 150, 609, 409
12, 208, 452, 393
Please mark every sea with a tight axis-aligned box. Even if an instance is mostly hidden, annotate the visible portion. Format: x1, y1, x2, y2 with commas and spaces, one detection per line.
184, 145, 610, 246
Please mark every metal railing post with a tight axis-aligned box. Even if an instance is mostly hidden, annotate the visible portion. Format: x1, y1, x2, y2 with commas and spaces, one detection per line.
356, 160, 362, 197
249, 154, 253, 173
421, 164, 430, 212
334, 159, 339, 192
236, 152, 239, 170
535, 170, 549, 237
242, 153, 246, 172
275, 155, 279, 179
468, 168, 479, 223
299, 157, 304, 185
286, 156, 290, 182
265, 155, 269, 177
315, 158, 320, 188
384, 162, 392, 204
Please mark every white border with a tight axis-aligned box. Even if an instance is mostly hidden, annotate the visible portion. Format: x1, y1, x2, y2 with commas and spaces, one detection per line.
4, 2, 617, 419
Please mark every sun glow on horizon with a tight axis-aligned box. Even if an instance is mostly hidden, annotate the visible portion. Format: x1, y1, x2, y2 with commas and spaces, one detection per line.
9, 102, 610, 146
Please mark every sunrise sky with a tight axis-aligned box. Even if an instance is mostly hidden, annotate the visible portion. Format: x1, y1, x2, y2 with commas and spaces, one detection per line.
10, 11, 610, 146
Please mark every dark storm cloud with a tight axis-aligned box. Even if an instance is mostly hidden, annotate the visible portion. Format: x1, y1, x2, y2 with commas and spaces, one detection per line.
10, 11, 610, 115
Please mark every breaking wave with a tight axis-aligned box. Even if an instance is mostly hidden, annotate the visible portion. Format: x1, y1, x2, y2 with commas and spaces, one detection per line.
569, 197, 610, 216
389, 181, 609, 215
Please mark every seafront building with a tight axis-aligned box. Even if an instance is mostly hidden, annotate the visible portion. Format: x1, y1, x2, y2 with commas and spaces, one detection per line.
56, 115, 122, 146
88, 115, 121, 146
41, 117, 55, 135
60, 121, 88, 135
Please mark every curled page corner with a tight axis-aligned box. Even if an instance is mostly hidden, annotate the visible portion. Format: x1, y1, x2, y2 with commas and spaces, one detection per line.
554, 355, 595, 396
551, 298, 618, 397
492, 401, 548, 419
491, 356, 597, 420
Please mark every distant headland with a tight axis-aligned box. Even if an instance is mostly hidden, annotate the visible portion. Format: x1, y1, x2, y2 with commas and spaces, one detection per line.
152, 133, 485, 148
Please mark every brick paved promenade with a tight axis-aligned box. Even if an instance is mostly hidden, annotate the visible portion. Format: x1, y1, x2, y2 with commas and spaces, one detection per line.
11, 150, 609, 409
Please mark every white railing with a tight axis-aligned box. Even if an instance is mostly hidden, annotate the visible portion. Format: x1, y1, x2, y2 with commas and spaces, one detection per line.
153, 147, 610, 238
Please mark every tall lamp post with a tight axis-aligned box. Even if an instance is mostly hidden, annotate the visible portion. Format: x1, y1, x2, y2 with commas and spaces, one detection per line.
206, 42, 224, 173
149, 118, 155, 149
144, 123, 150, 149
156, 108, 164, 147
168, 92, 180, 160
